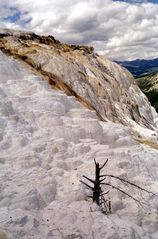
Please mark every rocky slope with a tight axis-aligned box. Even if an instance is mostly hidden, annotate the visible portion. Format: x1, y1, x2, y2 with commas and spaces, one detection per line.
0, 29, 157, 134
0, 29, 158, 239
0, 51, 158, 239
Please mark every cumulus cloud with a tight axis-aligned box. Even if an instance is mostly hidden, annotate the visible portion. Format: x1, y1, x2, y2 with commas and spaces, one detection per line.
0, 0, 158, 60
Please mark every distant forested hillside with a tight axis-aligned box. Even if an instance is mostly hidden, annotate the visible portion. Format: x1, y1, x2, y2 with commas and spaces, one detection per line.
117, 58, 158, 76
136, 72, 158, 112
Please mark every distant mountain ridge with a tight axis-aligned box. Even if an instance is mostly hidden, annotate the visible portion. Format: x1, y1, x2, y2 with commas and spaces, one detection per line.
117, 58, 158, 113
117, 58, 158, 76
136, 71, 158, 112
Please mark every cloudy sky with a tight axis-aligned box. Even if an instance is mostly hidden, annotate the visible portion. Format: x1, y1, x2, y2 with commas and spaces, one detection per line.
0, 0, 158, 60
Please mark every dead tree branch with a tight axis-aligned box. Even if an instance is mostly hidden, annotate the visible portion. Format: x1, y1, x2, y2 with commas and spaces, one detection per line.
80, 158, 157, 213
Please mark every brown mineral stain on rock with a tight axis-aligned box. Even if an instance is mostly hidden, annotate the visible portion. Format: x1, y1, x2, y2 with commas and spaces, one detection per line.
136, 138, 158, 150
0, 29, 156, 130
0, 230, 7, 239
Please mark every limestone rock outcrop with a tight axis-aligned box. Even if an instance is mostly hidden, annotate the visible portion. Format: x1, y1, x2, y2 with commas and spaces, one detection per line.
0, 29, 156, 130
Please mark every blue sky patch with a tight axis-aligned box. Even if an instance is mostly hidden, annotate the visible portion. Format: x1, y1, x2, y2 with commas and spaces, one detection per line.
3, 7, 31, 27
4, 7, 21, 23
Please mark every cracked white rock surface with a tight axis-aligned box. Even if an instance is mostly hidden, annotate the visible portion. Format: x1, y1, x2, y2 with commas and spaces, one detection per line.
0, 52, 158, 239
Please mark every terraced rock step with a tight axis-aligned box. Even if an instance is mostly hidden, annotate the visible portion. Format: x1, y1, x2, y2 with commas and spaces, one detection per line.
0, 50, 158, 239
